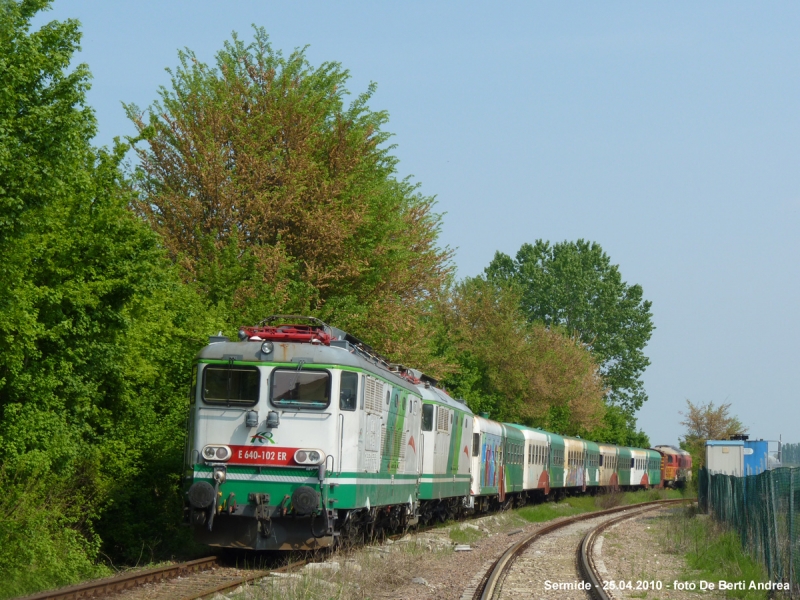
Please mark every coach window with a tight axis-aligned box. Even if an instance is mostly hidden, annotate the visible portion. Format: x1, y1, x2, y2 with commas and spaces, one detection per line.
340, 371, 358, 411
472, 433, 480, 457
203, 364, 259, 406
422, 404, 434, 431
270, 368, 330, 409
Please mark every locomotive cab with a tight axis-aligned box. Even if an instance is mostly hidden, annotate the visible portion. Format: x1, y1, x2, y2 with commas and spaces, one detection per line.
183, 317, 424, 550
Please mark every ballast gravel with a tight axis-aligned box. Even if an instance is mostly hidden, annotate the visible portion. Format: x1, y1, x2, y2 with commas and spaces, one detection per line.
598, 506, 726, 600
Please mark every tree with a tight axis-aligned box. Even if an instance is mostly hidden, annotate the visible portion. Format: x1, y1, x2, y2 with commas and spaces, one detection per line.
0, 3, 218, 593
126, 29, 451, 370
781, 443, 800, 466
680, 399, 747, 442
486, 239, 654, 415
437, 277, 606, 434
679, 399, 747, 462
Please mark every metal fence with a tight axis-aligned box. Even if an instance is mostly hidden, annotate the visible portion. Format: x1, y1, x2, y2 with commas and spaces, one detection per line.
700, 467, 800, 593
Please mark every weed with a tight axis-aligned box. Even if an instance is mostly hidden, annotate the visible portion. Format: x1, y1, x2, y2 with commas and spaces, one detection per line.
448, 526, 483, 545
657, 506, 769, 600
595, 491, 624, 509
514, 489, 688, 524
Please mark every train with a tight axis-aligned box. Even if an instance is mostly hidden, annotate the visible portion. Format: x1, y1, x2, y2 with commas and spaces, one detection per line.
182, 316, 690, 551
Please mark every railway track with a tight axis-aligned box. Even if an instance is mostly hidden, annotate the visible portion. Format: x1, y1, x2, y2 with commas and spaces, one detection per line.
17, 556, 306, 600
471, 498, 690, 600
578, 503, 682, 600
22, 498, 690, 600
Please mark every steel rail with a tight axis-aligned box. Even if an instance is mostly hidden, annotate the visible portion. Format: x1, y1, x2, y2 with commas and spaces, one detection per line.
473, 498, 690, 600
18, 556, 219, 600
579, 499, 690, 600
180, 558, 307, 600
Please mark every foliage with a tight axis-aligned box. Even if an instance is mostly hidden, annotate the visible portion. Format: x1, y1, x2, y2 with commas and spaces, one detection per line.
679, 399, 747, 469
437, 276, 606, 433
0, 0, 94, 242
125, 28, 452, 371
590, 404, 650, 447
0, 2, 218, 594
781, 443, 800, 466
486, 239, 654, 416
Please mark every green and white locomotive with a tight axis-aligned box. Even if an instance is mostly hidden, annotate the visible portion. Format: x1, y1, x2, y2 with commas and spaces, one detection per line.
183, 316, 664, 551
184, 317, 470, 550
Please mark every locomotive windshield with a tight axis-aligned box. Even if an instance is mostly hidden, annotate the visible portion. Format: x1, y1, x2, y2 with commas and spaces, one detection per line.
270, 368, 330, 408
202, 365, 260, 405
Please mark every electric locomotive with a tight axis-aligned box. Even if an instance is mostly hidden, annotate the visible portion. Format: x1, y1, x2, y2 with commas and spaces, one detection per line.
183, 316, 433, 550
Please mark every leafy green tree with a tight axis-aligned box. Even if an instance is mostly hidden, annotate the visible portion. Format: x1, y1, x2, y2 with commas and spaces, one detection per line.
0, 2, 217, 593
590, 405, 650, 447
486, 239, 654, 416
126, 29, 451, 370
680, 399, 747, 479
437, 277, 606, 434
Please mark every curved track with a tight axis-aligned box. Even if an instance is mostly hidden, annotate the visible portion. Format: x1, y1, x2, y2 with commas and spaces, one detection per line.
578, 502, 684, 600
18, 556, 306, 600
472, 498, 689, 600
23, 498, 690, 600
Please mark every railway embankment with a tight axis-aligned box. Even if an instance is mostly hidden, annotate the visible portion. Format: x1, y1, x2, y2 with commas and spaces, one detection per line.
23, 489, 695, 600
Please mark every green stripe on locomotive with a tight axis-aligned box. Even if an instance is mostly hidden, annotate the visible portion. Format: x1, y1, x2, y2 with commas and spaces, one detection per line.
381, 386, 407, 474
193, 466, 419, 511
419, 474, 471, 499
327, 472, 418, 508
448, 410, 466, 475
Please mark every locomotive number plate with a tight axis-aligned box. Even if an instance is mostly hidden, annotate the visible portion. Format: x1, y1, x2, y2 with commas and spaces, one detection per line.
228, 445, 299, 466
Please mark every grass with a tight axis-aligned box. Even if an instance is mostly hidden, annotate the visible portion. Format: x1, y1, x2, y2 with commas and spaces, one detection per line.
658, 505, 771, 600
230, 540, 447, 600
448, 524, 485, 545
515, 487, 688, 524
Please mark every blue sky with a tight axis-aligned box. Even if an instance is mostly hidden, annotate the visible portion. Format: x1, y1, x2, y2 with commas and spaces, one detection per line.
36, 1, 800, 446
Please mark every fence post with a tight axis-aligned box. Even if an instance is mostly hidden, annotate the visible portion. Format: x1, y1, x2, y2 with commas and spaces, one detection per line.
770, 471, 781, 581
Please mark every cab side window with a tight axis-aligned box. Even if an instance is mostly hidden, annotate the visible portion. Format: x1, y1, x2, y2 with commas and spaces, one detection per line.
340, 371, 358, 411
422, 404, 434, 431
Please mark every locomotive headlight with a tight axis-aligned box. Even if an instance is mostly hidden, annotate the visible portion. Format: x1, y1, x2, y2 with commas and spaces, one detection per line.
260, 341, 274, 354
202, 445, 231, 462
294, 449, 325, 465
